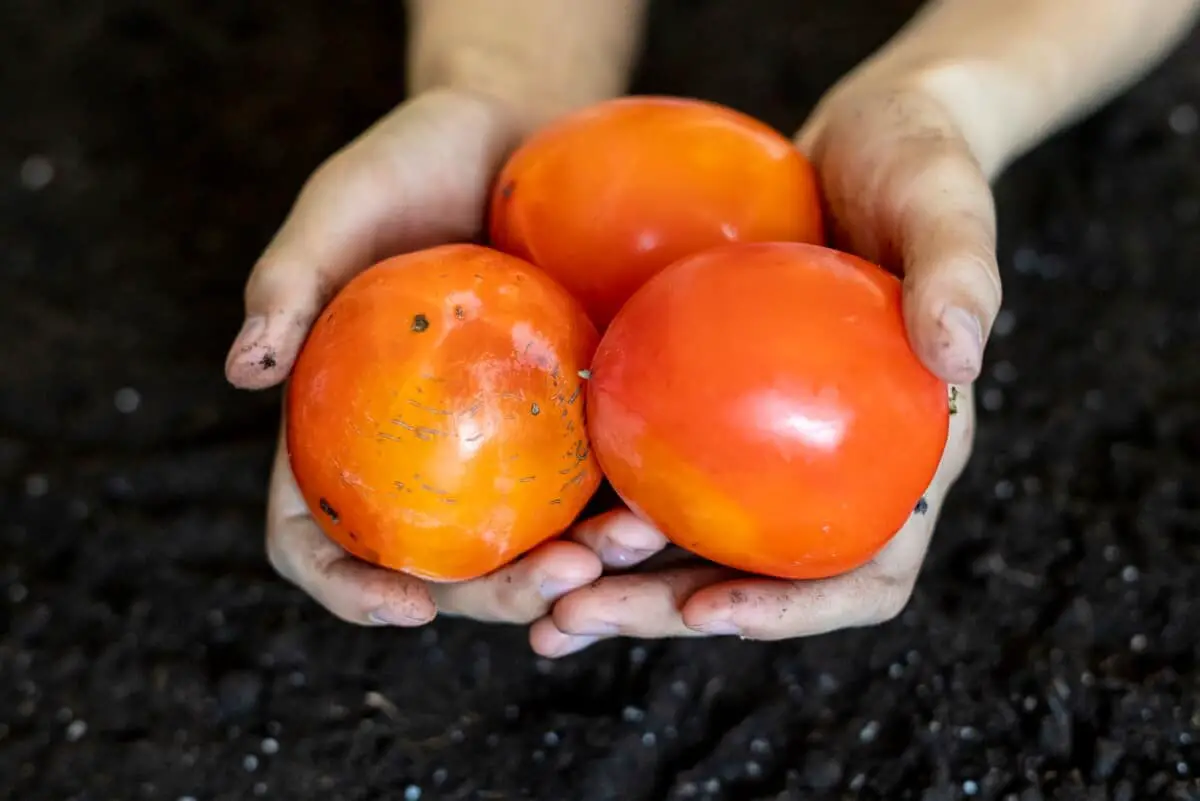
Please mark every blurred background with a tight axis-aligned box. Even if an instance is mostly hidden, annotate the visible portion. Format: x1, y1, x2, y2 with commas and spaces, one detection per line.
2, 2, 1198, 799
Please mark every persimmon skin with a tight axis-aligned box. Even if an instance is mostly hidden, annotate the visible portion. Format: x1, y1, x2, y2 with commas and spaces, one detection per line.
489, 95, 824, 328
286, 244, 601, 583
587, 242, 950, 580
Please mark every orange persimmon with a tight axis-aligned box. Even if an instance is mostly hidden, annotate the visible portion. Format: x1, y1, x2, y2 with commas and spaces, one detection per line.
489, 95, 824, 328
586, 242, 950, 580
286, 244, 601, 582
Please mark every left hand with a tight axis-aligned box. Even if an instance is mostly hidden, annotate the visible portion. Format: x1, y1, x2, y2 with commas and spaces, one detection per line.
530, 72, 1002, 658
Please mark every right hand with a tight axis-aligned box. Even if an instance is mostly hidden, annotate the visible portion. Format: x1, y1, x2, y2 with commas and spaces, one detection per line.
224, 89, 604, 631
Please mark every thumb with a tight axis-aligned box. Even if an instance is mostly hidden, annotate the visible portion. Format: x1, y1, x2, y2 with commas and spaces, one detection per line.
225, 89, 518, 390
799, 89, 1002, 385
893, 149, 1001, 385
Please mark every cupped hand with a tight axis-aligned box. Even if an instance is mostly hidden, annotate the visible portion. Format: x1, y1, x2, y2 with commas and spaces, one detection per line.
532, 76, 1000, 658
226, 89, 603, 630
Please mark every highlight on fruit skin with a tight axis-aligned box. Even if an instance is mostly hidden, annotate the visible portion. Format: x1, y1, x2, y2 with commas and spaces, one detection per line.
585, 241, 950, 580
488, 94, 825, 328
285, 243, 602, 583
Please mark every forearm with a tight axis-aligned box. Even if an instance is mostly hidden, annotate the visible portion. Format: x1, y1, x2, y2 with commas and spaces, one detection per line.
861, 0, 1200, 177
406, 0, 647, 133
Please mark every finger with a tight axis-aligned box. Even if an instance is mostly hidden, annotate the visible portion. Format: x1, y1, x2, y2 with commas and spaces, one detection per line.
895, 151, 1001, 385
568, 508, 670, 568
430, 540, 603, 625
683, 384, 976, 639
529, 616, 605, 659
551, 564, 737, 639
266, 427, 436, 626
681, 494, 941, 639
799, 90, 1001, 385
225, 89, 515, 390
681, 530, 925, 640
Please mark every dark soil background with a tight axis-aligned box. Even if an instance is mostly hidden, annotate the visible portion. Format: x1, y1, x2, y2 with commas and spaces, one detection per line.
2, 2, 1199, 799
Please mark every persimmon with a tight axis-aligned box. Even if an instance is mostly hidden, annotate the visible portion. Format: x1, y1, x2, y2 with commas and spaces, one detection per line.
488, 95, 824, 328
286, 244, 601, 583
586, 242, 950, 580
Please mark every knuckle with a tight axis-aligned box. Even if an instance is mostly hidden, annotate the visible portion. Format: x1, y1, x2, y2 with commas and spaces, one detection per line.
438, 579, 541, 625
490, 581, 544, 624
306, 148, 356, 191
268, 538, 374, 625
297, 149, 372, 213
550, 594, 591, 634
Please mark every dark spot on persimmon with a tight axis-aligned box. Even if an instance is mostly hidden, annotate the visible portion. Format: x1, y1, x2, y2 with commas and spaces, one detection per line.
319, 498, 339, 524
411, 314, 430, 333
501, 180, 515, 199
259, 351, 277, 370
454, 305, 465, 320
531, 402, 540, 416
348, 531, 359, 541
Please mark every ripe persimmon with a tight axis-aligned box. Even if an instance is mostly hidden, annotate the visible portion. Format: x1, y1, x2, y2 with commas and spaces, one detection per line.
488, 95, 824, 328
586, 242, 950, 580
286, 244, 601, 582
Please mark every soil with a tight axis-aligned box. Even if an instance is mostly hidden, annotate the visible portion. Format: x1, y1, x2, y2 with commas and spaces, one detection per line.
2, 2, 1199, 800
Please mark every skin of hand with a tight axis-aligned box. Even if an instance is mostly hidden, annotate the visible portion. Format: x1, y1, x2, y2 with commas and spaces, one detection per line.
533, 0, 1200, 658
530, 75, 991, 658
225, 89, 608, 629
223, 1, 645, 636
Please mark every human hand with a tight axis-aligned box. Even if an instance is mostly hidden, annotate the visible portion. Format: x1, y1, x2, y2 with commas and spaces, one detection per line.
225, 89, 604, 630
531, 73, 1001, 658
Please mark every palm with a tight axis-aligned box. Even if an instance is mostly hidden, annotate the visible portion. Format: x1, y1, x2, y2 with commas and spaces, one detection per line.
534, 83, 1001, 656
227, 89, 605, 634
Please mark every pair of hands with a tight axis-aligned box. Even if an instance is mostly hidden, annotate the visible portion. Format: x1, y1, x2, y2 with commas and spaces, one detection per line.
225, 75, 1001, 658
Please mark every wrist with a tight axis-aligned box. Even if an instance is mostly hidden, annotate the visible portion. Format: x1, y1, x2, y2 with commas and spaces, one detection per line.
409, 45, 630, 139
825, 56, 1026, 181
904, 59, 1029, 181
406, 1, 645, 137
835, 0, 1200, 180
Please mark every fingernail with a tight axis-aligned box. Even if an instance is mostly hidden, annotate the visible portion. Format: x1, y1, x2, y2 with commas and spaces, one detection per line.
368, 608, 425, 626
942, 306, 983, 379
598, 544, 657, 567
551, 634, 601, 657
694, 620, 741, 636
603, 512, 665, 551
